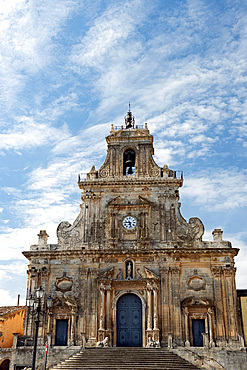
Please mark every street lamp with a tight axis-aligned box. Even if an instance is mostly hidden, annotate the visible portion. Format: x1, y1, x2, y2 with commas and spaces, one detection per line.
27, 286, 53, 370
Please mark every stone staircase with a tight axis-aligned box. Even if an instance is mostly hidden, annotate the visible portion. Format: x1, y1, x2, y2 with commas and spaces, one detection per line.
50, 347, 201, 369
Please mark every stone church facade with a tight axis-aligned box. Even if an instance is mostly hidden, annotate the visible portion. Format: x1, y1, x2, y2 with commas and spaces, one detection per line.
15, 109, 243, 368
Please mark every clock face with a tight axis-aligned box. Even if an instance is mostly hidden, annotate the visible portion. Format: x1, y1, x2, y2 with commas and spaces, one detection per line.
123, 216, 137, 230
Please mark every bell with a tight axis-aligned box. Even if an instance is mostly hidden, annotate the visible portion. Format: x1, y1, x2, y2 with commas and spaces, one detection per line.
127, 167, 133, 175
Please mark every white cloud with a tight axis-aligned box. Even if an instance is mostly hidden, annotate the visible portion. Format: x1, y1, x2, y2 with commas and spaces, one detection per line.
70, 0, 145, 71
181, 169, 247, 211
0, 261, 27, 276
0, 117, 71, 153
0, 289, 22, 306
226, 232, 247, 289
0, 0, 80, 112
0, 227, 36, 260
67, 0, 247, 157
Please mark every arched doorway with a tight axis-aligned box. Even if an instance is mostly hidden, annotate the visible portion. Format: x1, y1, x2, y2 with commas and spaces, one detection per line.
0, 359, 10, 370
117, 293, 142, 347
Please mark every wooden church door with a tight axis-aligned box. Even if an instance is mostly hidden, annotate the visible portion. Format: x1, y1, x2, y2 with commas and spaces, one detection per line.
117, 293, 142, 347
192, 319, 205, 347
55, 319, 68, 346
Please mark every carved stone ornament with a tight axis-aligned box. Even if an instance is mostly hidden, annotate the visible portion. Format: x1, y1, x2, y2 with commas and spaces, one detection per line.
56, 209, 83, 247
188, 217, 204, 241
55, 274, 73, 292
176, 208, 205, 244
53, 296, 77, 309
116, 268, 124, 279
99, 266, 114, 279
99, 156, 110, 178
144, 266, 160, 279
187, 276, 206, 291
182, 297, 213, 308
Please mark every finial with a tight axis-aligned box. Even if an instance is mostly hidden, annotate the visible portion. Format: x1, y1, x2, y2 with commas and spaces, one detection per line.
124, 102, 135, 129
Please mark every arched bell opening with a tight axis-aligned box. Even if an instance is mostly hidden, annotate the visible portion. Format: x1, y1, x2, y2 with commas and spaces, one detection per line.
123, 149, 136, 176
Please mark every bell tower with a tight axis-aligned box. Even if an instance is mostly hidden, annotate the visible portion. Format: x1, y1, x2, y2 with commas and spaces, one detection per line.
98, 108, 160, 179
76, 106, 186, 250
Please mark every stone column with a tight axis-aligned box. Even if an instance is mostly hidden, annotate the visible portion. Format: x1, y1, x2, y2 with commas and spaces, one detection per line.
160, 202, 166, 241
220, 268, 229, 340
99, 284, 106, 330
223, 267, 238, 338
47, 333, 52, 347
110, 211, 114, 239
202, 332, 209, 348
153, 285, 158, 330
147, 284, 152, 331
83, 203, 89, 243
114, 212, 119, 241
207, 308, 214, 347
70, 311, 75, 345
139, 212, 144, 239
106, 285, 111, 330
184, 307, 190, 347
12, 333, 19, 349
171, 267, 182, 342
211, 267, 225, 340
88, 269, 98, 346
145, 211, 149, 239
160, 267, 169, 344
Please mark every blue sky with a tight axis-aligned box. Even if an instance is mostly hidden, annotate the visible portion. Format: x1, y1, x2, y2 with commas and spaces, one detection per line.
0, 0, 247, 305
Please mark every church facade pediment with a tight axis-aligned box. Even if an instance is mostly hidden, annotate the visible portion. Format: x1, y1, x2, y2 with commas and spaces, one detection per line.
108, 195, 152, 208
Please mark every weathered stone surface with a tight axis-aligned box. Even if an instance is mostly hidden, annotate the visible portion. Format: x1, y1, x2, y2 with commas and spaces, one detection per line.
5, 116, 243, 370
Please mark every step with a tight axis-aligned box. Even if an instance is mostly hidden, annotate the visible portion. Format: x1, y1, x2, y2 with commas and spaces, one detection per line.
51, 348, 200, 370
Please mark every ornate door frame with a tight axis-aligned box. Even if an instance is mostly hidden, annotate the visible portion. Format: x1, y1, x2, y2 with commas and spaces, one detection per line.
182, 298, 214, 347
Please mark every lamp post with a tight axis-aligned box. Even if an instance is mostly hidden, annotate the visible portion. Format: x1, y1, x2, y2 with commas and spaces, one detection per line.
27, 286, 53, 370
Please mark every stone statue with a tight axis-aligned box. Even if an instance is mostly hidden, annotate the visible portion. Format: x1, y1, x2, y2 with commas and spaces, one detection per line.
96, 337, 110, 347
126, 262, 132, 279
146, 336, 161, 348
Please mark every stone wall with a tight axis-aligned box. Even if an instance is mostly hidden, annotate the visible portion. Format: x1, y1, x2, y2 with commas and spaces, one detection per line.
172, 347, 247, 370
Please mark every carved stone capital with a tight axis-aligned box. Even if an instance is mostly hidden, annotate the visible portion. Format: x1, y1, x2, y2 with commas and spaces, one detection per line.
211, 266, 221, 277
171, 267, 181, 275
222, 267, 235, 277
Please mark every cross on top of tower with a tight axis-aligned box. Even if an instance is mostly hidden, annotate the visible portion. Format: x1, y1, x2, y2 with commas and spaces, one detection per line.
124, 102, 135, 129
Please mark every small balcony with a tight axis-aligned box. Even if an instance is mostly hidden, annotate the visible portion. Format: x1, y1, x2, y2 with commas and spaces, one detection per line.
78, 170, 183, 182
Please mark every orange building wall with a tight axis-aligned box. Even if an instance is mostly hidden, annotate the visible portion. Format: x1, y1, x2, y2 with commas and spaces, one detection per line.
240, 297, 247, 346
0, 308, 25, 348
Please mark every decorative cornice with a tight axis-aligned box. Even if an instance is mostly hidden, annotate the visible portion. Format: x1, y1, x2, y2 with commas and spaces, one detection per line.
23, 247, 239, 261
78, 177, 183, 188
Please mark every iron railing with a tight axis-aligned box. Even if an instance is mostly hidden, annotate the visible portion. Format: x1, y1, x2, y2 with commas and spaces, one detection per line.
164, 170, 183, 180
113, 125, 144, 130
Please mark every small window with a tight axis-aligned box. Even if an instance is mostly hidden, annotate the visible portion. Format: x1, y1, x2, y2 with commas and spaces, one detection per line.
123, 149, 135, 176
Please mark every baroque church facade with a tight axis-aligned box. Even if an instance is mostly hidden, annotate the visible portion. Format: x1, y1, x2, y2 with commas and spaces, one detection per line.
17, 109, 242, 367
